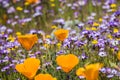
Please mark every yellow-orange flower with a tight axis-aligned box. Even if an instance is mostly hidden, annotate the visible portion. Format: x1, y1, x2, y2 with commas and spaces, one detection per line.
26, 0, 39, 4
93, 22, 99, 27
15, 58, 40, 79
54, 29, 69, 41
99, 18, 103, 22
16, 7, 23, 11
51, 4, 55, 7
110, 4, 117, 8
56, 54, 79, 73
17, 34, 38, 50
76, 63, 103, 80
86, 27, 91, 31
113, 28, 119, 33
117, 51, 120, 60
91, 27, 97, 31
92, 39, 98, 44
35, 74, 56, 80
51, 25, 57, 29
16, 32, 21, 36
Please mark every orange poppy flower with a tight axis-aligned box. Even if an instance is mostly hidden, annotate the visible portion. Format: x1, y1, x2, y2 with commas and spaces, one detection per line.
35, 74, 56, 80
54, 29, 69, 41
15, 58, 40, 79
76, 63, 103, 80
56, 54, 79, 73
17, 34, 38, 50
26, 0, 39, 4
117, 51, 120, 60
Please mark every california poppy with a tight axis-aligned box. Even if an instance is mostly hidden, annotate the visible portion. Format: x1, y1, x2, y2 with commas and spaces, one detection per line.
54, 29, 69, 41
117, 51, 120, 60
17, 34, 38, 50
26, 0, 39, 4
56, 54, 79, 73
15, 58, 40, 79
76, 63, 103, 80
35, 74, 56, 80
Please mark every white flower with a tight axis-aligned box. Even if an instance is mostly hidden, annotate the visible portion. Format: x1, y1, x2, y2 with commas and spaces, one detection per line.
98, 51, 107, 57
111, 40, 119, 46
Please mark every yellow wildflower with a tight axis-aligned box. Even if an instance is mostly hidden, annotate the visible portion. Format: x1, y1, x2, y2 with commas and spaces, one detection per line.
11, 38, 15, 42
51, 25, 57, 29
111, 9, 116, 12
51, 4, 55, 7
113, 28, 119, 33
116, 38, 120, 40
111, 48, 114, 52
92, 40, 98, 44
7, 48, 11, 52
93, 22, 99, 27
91, 27, 97, 31
57, 43, 61, 47
8, 35, 15, 42
46, 35, 51, 38
57, 43, 61, 49
86, 27, 91, 31
110, 4, 117, 8
99, 18, 103, 22
107, 34, 112, 39
24, 2, 30, 5
11, 48, 15, 50
1, 32, 4, 34
16, 7, 23, 11
16, 32, 22, 36
44, 44, 49, 48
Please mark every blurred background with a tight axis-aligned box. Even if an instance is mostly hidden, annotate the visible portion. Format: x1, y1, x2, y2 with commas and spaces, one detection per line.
0, 0, 120, 33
